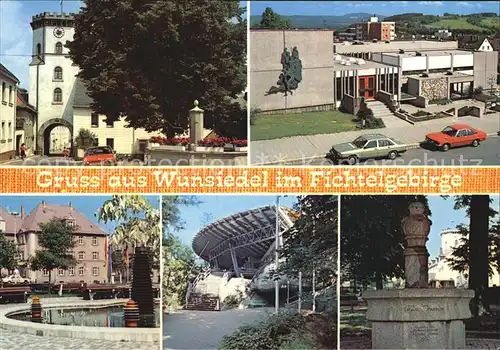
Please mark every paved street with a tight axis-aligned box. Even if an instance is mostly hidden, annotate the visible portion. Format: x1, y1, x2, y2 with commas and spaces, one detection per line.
284, 136, 500, 166
251, 114, 500, 165
1, 157, 145, 166
163, 308, 272, 349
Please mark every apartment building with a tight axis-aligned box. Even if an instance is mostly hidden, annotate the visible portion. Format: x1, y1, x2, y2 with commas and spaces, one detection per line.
0, 201, 108, 284
0, 64, 19, 161
355, 16, 395, 42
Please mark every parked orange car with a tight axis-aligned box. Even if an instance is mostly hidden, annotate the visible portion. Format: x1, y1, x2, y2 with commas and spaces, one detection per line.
425, 124, 487, 151
83, 146, 117, 166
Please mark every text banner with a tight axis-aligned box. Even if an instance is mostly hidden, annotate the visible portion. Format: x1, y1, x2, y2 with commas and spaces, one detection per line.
0, 167, 498, 194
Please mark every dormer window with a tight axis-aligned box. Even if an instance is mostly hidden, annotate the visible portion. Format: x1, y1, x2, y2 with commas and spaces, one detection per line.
66, 218, 75, 229
55, 42, 63, 55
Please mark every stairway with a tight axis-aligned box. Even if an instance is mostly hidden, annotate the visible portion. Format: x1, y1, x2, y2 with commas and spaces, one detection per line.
367, 100, 408, 128
185, 293, 220, 311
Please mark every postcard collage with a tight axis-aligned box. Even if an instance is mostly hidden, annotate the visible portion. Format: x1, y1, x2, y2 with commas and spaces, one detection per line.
0, 1, 499, 349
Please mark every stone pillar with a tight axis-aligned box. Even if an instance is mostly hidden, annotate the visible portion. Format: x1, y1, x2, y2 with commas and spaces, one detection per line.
131, 246, 155, 327
426, 54, 429, 73
230, 247, 240, 277
402, 202, 431, 288
397, 57, 402, 106
333, 71, 337, 107
450, 53, 454, 72
189, 100, 204, 146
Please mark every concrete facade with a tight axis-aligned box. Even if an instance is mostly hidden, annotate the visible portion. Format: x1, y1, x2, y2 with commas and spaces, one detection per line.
250, 29, 490, 113
473, 51, 498, 91
0, 64, 19, 161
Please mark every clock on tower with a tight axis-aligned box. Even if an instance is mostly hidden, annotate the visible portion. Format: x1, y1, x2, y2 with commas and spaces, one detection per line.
53, 27, 65, 38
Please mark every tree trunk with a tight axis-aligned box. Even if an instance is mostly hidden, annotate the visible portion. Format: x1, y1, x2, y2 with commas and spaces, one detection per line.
48, 270, 52, 294
469, 195, 490, 317
375, 272, 383, 290
469, 195, 490, 290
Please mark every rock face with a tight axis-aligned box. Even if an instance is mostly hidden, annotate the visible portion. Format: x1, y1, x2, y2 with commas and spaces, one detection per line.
402, 202, 432, 288
420, 78, 448, 100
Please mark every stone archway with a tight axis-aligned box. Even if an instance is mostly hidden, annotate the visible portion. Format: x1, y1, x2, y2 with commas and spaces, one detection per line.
37, 118, 73, 157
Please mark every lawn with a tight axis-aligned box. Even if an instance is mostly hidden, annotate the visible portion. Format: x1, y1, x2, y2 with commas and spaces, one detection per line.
481, 17, 500, 29
250, 110, 358, 141
427, 19, 485, 31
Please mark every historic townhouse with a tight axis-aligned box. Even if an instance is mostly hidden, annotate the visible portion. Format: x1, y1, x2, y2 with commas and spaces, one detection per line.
0, 63, 19, 161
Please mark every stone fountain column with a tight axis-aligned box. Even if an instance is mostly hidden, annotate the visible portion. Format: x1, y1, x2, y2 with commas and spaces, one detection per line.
131, 246, 155, 328
362, 202, 474, 349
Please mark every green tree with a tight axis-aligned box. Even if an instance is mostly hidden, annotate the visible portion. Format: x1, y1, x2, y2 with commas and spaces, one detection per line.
446, 195, 498, 316
278, 196, 338, 290
74, 128, 97, 150
97, 195, 160, 274
162, 196, 202, 308
29, 219, 77, 291
66, 0, 247, 138
258, 7, 291, 29
0, 232, 18, 286
341, 195, 430, 289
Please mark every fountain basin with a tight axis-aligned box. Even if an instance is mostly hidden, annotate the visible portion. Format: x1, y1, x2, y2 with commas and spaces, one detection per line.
363, 289, 474, 349
0, 299, 160, 342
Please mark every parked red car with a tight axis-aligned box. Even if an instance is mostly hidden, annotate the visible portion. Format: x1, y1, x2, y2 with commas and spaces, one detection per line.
83, 146, 117, 166
425, 124, 487, 151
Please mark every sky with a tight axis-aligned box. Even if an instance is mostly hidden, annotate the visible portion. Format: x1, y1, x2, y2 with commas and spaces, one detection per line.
250, 1, 500, 16
0, 0, 247, 90
171, 195, 298, 246
426, 195, 499, 258
0, 195, 159, 234
170, 194, 499, 262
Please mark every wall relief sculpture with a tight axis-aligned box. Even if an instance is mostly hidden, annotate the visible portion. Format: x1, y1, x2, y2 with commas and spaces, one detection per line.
266, 47, 303, 96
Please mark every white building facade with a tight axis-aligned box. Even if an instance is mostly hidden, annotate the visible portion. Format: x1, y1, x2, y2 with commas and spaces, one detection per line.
28, 12, 161, 156
0, 64, 19, 161
429, 229, 500, 288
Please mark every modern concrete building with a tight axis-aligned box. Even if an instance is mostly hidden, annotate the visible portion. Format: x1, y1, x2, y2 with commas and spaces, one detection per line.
428, 229, 500, 288
28, 12, 161, 156
250, 29, 498, 114
188, 205, 300, 307
0, 201, 108, 284
0, 63, 19, 161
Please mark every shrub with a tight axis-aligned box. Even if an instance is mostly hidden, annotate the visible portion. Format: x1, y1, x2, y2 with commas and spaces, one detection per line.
232, 139, 248, 147
250, 107, 261, 126
429, 99, 452, 105
219, 311, 337, 350
75, 128, 97, 150
197, 137, 231, 147
474, 86, 484, 95
412, 110, 432, 117
364, 117, 385, 129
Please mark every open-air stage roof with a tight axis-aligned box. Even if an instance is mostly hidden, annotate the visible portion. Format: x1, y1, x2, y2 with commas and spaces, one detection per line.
192, 205, 295, 270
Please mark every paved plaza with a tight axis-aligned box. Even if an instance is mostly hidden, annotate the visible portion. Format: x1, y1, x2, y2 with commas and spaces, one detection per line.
0, 328, 156, 350
163, 308, 273, 349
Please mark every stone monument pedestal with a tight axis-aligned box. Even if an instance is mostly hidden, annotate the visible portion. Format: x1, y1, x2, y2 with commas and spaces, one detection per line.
363, 289, 474, 349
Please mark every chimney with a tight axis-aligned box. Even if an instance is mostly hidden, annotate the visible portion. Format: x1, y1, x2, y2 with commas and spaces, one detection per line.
21, 206, 25, 219
69, 202, 73, 210
41, 200, 46, 208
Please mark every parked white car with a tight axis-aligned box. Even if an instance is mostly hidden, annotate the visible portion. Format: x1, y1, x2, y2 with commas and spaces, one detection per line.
2, 275, 31, 284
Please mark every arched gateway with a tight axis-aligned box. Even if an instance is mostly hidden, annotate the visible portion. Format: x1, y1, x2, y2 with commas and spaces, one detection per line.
37, 118, 73, 157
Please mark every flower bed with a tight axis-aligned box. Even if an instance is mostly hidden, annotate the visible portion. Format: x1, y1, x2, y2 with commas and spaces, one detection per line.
232, 139, 248, 152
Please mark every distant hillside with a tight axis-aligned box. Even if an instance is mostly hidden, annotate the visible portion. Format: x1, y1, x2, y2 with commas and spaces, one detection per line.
250, 13, 386, 29
384, 12, 499, 34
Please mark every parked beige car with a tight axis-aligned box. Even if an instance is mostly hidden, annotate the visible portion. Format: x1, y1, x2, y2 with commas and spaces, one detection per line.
327, 134, 410, 165
2, 274, 31, 284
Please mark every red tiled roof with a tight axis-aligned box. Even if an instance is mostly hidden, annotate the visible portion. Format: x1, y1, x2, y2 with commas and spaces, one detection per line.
0, 63, 20, 84
0, 207, 23, 233
21, 203, 106, 236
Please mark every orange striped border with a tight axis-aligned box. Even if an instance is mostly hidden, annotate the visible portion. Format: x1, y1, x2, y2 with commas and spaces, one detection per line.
0, 167, 497, 194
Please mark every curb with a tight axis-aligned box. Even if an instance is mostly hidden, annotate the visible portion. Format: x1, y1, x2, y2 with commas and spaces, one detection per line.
251, 134, 499, 166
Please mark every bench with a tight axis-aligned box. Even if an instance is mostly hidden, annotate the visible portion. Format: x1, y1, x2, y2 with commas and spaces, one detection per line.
0, 286, 31, 304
